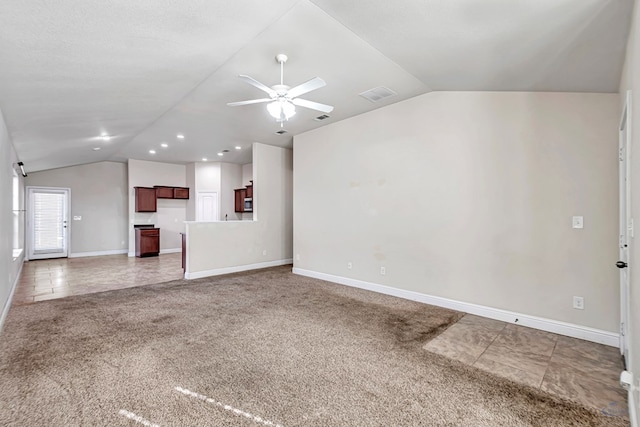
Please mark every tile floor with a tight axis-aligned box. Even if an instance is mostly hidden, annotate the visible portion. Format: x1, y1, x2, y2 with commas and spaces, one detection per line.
424, 314, 628, 418
12, 256, 629, 419
13, 253, 183, 304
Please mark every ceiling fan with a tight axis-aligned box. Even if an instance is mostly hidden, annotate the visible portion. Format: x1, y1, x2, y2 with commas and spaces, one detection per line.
227, 54, 333, 125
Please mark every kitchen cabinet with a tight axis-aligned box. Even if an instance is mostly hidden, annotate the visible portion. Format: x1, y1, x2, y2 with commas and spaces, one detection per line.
234, 188, 247, 212
135, 187, 157, 212
154, 186, 190, 199
246, 182, 253, 198
180, 232, 186, 272
174, 187, 189, 199
135, 228, 160, 257
154, 186, 174, 199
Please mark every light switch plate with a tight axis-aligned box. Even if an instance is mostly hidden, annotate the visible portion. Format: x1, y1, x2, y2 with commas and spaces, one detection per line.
572, 216, 584, 229
73, 215, 82, 220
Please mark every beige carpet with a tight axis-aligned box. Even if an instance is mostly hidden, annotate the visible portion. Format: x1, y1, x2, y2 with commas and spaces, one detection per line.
0, 266, 628, 426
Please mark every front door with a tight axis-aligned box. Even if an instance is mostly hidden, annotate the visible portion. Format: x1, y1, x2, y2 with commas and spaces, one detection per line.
27, 187, 70, 260
618, 91, 632, 364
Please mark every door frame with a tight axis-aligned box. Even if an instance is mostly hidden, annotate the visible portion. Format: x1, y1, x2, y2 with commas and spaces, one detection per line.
619, 90, 632, 362
26, 186, 71, 260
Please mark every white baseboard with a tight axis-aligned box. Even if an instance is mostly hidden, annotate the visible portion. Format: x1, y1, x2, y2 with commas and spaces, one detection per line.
160, 248, 182, 255
186, 259, 293, 280
69, 249, 128, 258
630, 388, 639, 427
0, 256, 24, 333
292, 268, 619, 347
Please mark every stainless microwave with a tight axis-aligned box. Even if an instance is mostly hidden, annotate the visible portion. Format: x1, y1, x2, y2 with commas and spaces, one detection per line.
244, 198, 252, 211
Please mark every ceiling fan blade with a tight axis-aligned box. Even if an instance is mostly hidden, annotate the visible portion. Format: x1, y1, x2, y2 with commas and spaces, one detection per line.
287, 77, 326, 99
292, 98, 334, 113
227, 98, 272, 107
238, 75, 276, 97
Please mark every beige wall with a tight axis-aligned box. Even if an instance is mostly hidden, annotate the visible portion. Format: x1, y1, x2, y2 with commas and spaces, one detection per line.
242, 163, 253, 186
220, 162, 242, 221
185, 163, 196, 221
186, 143, 292, 276
128, 159, 187, 254
619, 0, 640, 417
0, 107, 24, 328
25, 161, 128, 255
294, 91, 619, 333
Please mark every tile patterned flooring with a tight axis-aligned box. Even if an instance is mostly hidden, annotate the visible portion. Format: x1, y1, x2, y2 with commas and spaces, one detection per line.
13, 253, 184, 304
11, 256, 629, 420
424, 314, 628, 418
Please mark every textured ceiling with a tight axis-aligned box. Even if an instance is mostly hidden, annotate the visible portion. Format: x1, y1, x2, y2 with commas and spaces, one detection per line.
0, 0, 633, 172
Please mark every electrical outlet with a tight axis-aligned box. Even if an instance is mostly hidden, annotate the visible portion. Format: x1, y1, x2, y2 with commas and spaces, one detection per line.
380, 266, 386, 275
347, 262, 352, 269
573, 296, 584, 310
296, 254, 300, 261
262, 249, 267, 256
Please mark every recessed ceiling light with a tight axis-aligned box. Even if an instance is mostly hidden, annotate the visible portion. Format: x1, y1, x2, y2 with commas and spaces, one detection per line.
217, 152, 223, 156
202, 158, 207, 162
100, 132, 111, 141
177, 134, 185, 139
93, 147, 101, 151
235, 146, 242, 150
160, 143, 168, 148
149, 150, 156, 154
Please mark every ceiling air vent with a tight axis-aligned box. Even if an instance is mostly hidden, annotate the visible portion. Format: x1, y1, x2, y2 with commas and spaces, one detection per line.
275, 130, 288, 135
314, 114, 331, 121
359, 86, 397, 103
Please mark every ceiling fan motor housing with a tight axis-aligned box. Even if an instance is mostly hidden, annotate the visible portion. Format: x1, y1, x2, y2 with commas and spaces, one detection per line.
271, 84, 290, 98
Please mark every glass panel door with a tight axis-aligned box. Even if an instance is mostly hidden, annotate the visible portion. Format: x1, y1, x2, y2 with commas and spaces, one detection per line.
27, 187, 70, 259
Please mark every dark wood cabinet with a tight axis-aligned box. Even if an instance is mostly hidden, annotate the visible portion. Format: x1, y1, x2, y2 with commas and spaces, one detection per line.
135, 228, 160, 257
153, 186, 189, 199
174, 187, 189, 199
246, 184, 253, 198
234, 188, 247, 212
180, 232, 186, 272
135, 187, 157, 212
154, 186, 174, 199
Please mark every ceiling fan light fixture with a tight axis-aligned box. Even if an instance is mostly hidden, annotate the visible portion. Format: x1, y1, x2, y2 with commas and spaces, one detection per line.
267, 100, 296, 121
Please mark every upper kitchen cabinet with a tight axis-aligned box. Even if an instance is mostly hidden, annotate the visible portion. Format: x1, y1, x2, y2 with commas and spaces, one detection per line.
135, 187, 157, 212
174, 187, 189, 199
154, 186, 174, 198
154, 186, 190, 199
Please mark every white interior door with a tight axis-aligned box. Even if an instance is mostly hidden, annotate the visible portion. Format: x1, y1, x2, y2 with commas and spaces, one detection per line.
196, 192, 218, 222
27, 187, 70, 260
618, 91, 632, 364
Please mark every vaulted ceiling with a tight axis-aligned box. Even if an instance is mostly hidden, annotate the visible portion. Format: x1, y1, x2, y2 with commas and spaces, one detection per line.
0, 0, 633, 172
